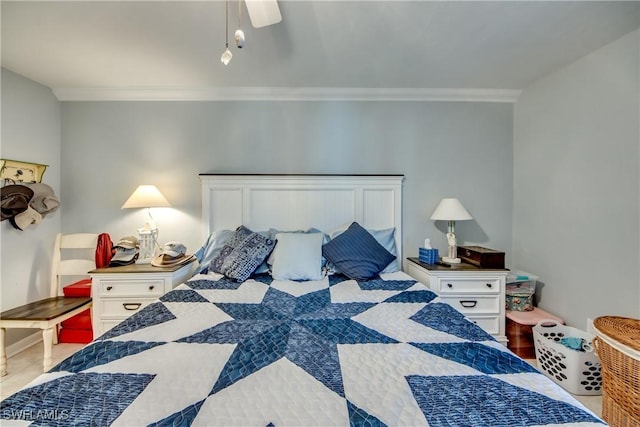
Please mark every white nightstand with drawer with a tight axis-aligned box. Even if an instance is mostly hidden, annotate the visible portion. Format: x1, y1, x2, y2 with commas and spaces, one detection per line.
406, 257, 508, 344
90, 261, 197, 336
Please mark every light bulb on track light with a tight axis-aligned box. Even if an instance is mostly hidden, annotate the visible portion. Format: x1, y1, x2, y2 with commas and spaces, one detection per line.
235, 0, 245, 48
220, 0, 233, 65
234, 29, 245, 48
221, 47, 232, 65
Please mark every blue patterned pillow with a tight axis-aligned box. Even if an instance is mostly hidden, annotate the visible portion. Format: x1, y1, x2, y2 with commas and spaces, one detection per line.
195, 229, 235, 273
220, 229, 276, 282
322, 222, 396, 280
208, 226, 254, 274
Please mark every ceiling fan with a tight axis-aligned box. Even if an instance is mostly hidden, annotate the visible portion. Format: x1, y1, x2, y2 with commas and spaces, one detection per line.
245, 0, 282, 28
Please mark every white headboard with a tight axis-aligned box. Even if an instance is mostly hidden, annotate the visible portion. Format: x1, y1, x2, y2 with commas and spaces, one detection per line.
200, 174, 404, 261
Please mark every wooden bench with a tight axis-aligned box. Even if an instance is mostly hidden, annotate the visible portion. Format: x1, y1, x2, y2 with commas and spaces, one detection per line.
0, 296, 92, 376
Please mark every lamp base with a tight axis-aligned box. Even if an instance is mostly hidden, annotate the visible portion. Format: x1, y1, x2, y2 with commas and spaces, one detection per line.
137, 228, 159, 264
442, 257, 462, 264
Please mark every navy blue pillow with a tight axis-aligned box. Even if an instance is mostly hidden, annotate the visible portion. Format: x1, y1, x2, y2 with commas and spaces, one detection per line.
322, 222, 396, 280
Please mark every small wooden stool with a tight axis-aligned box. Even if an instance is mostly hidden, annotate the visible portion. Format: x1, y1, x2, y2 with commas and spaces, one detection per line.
0, 296, 91, 376
506, 307, 564, 359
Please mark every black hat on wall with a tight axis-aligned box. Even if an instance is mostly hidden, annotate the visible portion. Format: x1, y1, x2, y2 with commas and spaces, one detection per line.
1, 185, 34, 222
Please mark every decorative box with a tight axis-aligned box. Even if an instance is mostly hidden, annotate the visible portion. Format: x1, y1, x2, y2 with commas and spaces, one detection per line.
505, 290, 534, 311
418, 248, 439, 264
457, 245, 505, 268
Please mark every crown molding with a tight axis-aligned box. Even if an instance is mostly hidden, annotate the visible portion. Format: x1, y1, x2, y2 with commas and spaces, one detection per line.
52, 87, 521, 103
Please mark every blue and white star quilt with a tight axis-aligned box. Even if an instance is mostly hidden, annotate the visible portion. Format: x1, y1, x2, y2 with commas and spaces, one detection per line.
1, 272, 604, 426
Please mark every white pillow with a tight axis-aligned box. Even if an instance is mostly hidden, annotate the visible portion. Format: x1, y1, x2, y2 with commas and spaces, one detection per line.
266, 228, 328, 266
271, 232, 324, 281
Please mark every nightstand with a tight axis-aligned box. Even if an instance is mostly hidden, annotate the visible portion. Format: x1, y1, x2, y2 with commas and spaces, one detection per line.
90, 261, 198, 336
406, 257, 508, 345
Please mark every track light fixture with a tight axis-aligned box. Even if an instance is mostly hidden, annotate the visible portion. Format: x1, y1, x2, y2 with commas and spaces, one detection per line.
235, 0, 245, 48
220, 0, 282, 65
220, 0, 233, 65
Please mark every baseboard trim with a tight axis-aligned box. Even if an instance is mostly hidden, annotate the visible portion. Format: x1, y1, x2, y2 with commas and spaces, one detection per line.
5, 332, 42, 359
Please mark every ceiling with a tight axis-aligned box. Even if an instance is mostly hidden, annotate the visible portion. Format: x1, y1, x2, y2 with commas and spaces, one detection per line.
2, 1, 639, 98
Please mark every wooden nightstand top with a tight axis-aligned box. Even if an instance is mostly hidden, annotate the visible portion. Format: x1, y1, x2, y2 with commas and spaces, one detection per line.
89, 259, 196, 274
407, 257, 508, 272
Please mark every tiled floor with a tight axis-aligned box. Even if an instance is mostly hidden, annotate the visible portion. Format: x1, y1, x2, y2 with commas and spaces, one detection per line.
572, 394, 603, 420
1, 342, 83, 401
2, 344, 603, 420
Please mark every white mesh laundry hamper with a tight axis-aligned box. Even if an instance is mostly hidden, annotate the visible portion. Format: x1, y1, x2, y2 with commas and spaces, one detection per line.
533, 319, 602, 395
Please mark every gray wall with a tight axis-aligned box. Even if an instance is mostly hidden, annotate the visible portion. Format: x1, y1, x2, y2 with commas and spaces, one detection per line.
513, 29, 640, 328
1, 68, 61, 346
60, 101, 514, 269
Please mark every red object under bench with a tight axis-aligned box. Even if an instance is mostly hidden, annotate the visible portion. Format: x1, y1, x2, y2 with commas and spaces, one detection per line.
59, 278, 93, 343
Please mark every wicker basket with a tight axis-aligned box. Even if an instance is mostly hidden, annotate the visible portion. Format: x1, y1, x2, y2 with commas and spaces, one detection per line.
593, 316, 640, 427
603, 391, 640, 427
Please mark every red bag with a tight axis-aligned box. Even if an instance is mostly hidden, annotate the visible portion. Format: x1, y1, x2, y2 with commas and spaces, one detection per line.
95, 233, 113, 268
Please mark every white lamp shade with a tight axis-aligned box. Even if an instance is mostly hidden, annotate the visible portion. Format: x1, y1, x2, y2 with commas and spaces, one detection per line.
121, 185, 171, 209
430, 198, 473, 221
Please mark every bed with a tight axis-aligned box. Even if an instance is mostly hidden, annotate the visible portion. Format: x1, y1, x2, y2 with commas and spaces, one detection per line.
1, 175, 604, 426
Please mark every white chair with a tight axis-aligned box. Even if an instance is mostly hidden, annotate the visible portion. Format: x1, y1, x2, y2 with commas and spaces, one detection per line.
0, 233, 97, 376
50, 233, 98, 343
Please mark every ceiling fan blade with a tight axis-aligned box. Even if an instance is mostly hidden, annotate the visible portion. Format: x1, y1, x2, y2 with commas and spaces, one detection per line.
245, 0, 282, 28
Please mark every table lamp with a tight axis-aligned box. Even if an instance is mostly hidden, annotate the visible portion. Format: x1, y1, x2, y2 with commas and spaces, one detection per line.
430, 198, 472, 263
121, 185, 171, 264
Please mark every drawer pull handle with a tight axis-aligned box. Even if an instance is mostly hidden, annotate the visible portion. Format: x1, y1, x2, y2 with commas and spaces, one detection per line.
447, 283, 453, 288
106, 286, 113, 291
123, 303, 142, 311
486, 283, 493, 288
149, 285, 155, 291
460, 300, 478, 308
